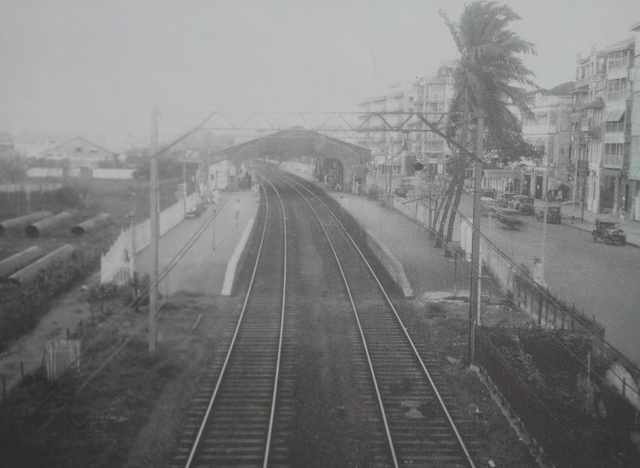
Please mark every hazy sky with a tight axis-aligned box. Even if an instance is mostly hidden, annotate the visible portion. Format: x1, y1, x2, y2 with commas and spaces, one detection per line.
1, 0, 639, 146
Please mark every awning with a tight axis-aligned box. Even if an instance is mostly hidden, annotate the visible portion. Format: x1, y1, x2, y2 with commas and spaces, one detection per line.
580, 97, 604, 110
606, 110, 625, 122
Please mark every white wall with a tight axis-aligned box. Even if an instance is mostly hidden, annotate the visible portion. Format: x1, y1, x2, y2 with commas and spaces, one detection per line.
92, 168, 134, 179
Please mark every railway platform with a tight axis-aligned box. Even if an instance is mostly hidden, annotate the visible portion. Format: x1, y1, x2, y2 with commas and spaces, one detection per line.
328, 191, 477, 300
0, 189, 259, 394
134, 189, 259, 296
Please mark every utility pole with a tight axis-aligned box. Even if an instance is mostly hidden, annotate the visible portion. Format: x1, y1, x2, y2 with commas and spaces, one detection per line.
571, 130, 579, 223
182, 161, 187, 213
540, 167, 550, 284
468, 113, 483, 366
149, 106, 160, 353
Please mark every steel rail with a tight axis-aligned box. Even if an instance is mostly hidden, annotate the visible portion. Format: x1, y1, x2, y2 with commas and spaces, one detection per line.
259, 176, 288, 468
185, 180, 287, 467
264, 171, 400, 468
279, 172, 476, 468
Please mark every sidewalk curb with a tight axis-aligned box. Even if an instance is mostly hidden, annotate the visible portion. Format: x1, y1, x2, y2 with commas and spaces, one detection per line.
221, 217, 256, 296
562, 220, 640, 249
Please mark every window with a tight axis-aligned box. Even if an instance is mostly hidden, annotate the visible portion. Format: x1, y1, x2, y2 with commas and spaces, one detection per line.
607, 50, 629, 70
604, 143, 623, 155
535, 113, 548, 125
606, 78, 627, 100
549, 111, 557, 125
605, 121, 624, 133
603, 143, 624, 166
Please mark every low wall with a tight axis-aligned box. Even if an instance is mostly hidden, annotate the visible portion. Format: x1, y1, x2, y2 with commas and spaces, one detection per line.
91, 168, 134, 179
364, 230, 413, 298
221, 218, 256, 296
26, 168, 64, 178
100, 192, 200, 284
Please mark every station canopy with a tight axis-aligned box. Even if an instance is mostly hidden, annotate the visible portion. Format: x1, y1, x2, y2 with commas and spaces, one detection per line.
220, 127, 371, 168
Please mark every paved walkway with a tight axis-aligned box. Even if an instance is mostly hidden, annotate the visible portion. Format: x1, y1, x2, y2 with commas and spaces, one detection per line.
331, 192, 475, 299
0, 190, 258, 393
281, 165, 482, 300
134, 190, 259, 296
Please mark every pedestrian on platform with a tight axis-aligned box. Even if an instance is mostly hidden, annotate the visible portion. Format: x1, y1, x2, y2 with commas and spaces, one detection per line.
235, 198, 241, 226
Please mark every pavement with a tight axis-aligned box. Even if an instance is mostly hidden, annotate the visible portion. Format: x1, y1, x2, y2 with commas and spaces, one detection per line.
0, 189, 258, 394
282, 166, 482, 301
134, 190, 259, 296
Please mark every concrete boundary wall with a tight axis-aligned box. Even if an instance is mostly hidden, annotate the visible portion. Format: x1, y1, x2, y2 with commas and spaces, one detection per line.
100, 192, 200, 284
221, 218, 256, 296
364, 229, 414, 298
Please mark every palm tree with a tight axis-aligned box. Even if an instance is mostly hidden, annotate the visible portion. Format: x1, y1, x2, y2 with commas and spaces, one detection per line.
434, 1, 537, 247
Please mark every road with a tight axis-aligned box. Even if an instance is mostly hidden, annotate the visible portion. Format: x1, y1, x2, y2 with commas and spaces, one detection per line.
459, 195, 640, 366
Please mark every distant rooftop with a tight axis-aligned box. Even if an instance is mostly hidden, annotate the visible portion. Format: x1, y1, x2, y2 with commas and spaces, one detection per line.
600, 36, 634, 54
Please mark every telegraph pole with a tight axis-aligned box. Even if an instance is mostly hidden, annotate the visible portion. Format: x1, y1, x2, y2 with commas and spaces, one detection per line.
149, 106, 160, 353
468, 113, 483, 366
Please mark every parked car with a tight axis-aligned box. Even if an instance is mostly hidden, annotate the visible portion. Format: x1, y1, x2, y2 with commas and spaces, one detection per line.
481, 188, 497, 199
186, 203, 207, 218
592, 220, 626, 245
536, 206, 562, 224
510, 195, 535, 215
495, 193, 516, 208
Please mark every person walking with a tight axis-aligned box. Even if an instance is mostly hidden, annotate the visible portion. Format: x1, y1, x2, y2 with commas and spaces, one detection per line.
235, 198, 241, 226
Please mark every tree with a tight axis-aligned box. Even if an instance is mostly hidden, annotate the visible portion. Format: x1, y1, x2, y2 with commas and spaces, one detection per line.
435, 1, 537, 247
0, 151, 27, 183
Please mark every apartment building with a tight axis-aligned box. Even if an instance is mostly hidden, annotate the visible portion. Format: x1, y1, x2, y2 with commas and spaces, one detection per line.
630, 22, 640, 220
411, 64, 456, 176
357, 64, 455, 176
572, 36, 635, 216
522, 84, 574, 200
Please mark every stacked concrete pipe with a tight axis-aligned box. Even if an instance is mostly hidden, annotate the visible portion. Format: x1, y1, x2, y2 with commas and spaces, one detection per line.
7, 245, 76, 286
24, 212, 72, 238
0, 211, 52, 236
71, 213, 110, 235
0, 246, 45, 279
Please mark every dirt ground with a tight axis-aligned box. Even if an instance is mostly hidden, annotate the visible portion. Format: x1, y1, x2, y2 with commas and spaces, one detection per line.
0, 283, 538, 467
0, 180, 538, 467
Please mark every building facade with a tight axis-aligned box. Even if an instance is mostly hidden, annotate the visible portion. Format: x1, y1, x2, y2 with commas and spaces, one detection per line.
38, 136, 117, 169
629, 22, 640, 220
358, 64, 455, 177
522, 86, 574, 200
572, 36, 635, 216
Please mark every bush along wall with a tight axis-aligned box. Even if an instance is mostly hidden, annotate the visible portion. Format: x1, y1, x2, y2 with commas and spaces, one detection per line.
0, 253, 92, 351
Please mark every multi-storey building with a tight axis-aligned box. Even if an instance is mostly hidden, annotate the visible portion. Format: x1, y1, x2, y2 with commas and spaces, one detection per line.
411, 64, 456, 176
522, 84, 574, 200
358, 64, 455, 176
630, 22, 640, 220
572, 36, 635, 216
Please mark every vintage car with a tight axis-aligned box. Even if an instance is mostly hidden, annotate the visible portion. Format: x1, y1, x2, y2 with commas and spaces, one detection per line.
495, 193, 516, 208
509, 195, 535, 215
491, 206, 523, 229
592, 220, 626, 245
186, 203, 207, 218
536, 206, 562, 224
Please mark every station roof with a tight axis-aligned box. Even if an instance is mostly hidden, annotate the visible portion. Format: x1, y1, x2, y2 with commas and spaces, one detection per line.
220, 127, 371, 166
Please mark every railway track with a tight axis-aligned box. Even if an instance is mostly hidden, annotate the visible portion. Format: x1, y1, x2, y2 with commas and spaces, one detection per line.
276, 171, 477, 467
173, 179, 289, 467
172, 169, 477, 467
